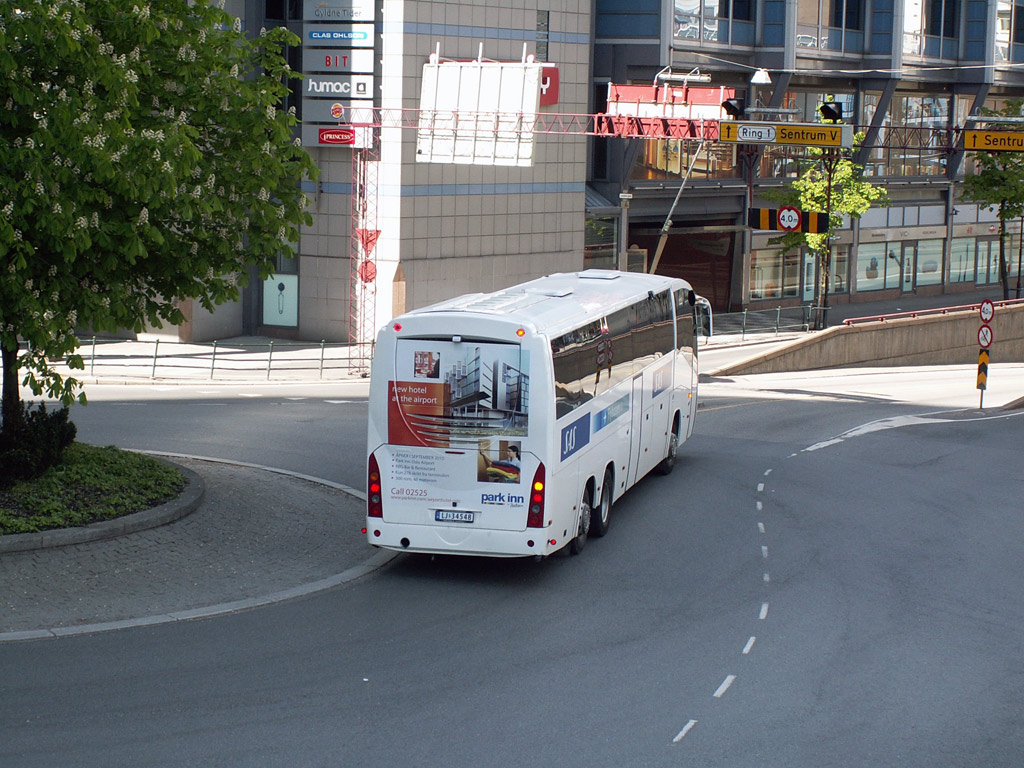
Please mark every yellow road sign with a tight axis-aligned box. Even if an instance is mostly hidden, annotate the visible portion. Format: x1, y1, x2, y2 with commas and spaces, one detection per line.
719, 121, 853, 148
964, 130, 1024, 152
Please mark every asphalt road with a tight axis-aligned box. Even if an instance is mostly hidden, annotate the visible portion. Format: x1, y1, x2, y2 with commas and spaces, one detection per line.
2, 374, 1023, 767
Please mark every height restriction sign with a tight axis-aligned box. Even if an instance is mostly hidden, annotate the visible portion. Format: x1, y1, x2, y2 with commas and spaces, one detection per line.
980, 298, 995, 323
777, 206, 801, 231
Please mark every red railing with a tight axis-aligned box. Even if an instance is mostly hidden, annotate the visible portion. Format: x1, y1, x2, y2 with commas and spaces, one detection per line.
843, 297, 1024, 325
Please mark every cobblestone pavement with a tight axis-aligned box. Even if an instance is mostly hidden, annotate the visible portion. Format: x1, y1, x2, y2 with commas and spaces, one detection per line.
0, 458, 384, 640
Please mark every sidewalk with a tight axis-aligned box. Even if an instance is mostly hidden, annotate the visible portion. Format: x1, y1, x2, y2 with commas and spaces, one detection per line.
0, 456, 392, 642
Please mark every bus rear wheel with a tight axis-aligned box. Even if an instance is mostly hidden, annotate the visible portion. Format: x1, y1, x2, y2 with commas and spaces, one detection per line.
590, 469, 613, 538
569, 487, 591, 555
656, 429, 678, 476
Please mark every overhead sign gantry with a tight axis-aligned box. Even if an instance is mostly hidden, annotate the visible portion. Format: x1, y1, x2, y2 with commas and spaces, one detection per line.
718, 121, 854, 148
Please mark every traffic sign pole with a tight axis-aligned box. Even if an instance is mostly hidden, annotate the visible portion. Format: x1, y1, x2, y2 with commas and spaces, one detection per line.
976, 300, 995, 407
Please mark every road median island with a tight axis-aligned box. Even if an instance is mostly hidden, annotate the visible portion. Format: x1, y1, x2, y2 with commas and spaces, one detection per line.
0, 450, 203, 552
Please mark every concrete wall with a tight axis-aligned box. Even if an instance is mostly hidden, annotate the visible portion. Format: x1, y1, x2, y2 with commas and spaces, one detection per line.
713, 304, 1024, 375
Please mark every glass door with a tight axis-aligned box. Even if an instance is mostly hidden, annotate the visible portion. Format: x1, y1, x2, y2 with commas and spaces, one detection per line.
976, 239, 1000, 286
900, 242, 917, 294
802, 250, 816, 302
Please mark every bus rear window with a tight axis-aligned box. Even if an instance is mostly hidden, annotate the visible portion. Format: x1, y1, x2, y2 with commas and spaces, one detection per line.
390, 340, 530, 447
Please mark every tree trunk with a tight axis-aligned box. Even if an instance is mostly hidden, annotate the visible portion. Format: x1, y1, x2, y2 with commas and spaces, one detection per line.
1, 339, 23, 434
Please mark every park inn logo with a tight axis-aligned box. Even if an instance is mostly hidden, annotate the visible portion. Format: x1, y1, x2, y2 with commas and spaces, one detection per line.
481, 492, 525, 506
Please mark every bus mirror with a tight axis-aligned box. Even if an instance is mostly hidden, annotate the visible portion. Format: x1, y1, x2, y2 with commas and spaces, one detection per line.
687, 290, 696, 306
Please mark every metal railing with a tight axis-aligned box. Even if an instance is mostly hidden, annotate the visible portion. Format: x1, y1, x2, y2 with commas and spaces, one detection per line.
711, 305, 813, 339
842, 297, 1024, 326
56, 337, 376, 381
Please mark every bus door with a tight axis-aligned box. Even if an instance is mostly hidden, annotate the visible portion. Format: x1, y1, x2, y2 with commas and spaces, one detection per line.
627, 373, 644, 486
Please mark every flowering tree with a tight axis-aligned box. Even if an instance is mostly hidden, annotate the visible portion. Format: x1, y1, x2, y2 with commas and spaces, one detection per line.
0, 0, 317, 433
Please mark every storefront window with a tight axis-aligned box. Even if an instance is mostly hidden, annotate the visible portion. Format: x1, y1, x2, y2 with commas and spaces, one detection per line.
750, 249, 783, 299
886, 245, 903, 289
1008, 233, 1023, 286
856, 243, 887, 291
783, 252, 801, 297
915, 239, 944, 286
949, 238, 976, 283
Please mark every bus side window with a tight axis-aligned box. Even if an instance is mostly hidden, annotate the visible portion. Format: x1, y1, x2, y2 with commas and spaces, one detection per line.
605, 306, 633, 385
552, 319, 603, 417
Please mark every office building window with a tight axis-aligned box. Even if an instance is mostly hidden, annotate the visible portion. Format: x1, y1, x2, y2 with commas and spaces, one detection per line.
996, 1, 1024, 61
905, 0, 960, 57
673, 0, 755, 45
862, 92, 951, 178
592, 83, 609, 181
536, 11, 549, 62
796, 0, 864, 52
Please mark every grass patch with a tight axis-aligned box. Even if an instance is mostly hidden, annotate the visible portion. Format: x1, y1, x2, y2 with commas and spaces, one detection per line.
0, 443, 186, 535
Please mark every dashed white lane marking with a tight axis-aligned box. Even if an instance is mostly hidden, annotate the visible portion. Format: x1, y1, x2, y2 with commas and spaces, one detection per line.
742, 636, 756, 655
713, 675, 737, 698
285, 397, 306, 401
672, 720, 698, 743
756, 500, 763, 512
761, 545, 769, 559
325, 399, 355, 404
758, 522, 766, 534
239, 393, 263, 398
763, 572, 770, 583
760, 602, 769, 620
764, 468, 773, 476
757, 482, 765, 492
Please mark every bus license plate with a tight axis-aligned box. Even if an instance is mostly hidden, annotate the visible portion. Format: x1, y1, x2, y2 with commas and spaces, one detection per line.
435, 510, 475, 523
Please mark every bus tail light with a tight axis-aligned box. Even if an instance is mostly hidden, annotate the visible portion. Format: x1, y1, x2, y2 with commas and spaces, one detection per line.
527, 463, 546, 528
367, 453, 383, 518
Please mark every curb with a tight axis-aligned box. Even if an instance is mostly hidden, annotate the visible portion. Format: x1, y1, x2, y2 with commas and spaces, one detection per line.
0, 455, 397, 643
0, 462, 204, 554
1, 549, 399, 643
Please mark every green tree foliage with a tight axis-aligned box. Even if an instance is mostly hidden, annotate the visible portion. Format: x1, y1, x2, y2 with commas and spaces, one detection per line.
763, 138, 888, 325
0, 0, 317, 432
961, 98, 1024, 300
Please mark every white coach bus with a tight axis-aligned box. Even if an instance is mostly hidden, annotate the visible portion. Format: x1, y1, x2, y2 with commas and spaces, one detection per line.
365, 270, 701, 558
